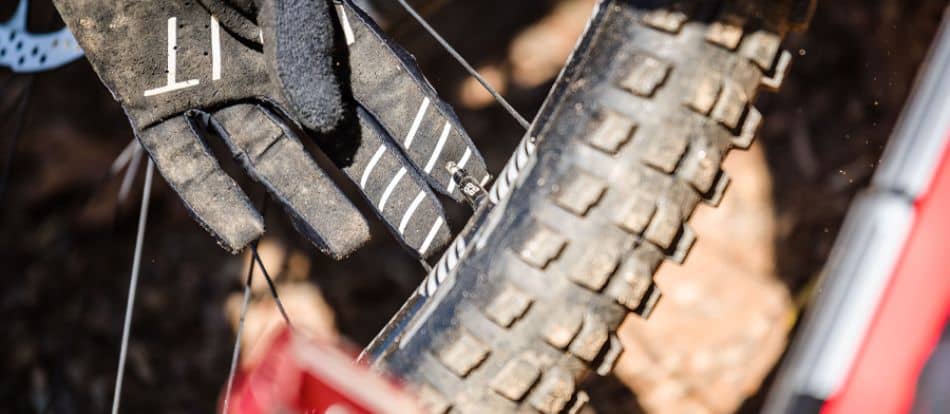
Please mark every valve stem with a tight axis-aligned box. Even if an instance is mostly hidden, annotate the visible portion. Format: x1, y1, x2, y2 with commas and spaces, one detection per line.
447, 162, 488, 209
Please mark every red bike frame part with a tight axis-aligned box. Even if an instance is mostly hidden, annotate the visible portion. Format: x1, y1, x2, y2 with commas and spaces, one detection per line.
226, 328, 422, 414
821, 133, 950, 414
765, 7, 950, 414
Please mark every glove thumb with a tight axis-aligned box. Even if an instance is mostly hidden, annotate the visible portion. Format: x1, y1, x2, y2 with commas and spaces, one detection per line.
259, 0, 345, 133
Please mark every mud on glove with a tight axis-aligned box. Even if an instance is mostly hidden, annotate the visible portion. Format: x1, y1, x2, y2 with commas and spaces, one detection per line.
54, 0, 488, 259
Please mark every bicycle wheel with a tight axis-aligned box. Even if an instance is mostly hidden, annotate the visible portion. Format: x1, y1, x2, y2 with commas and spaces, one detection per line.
362, 0, 814, 412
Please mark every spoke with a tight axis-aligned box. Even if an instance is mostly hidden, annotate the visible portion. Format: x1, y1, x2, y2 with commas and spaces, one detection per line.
0, 76, 34, 204
221, 195, 269, 414
110, 139, 140, 176
251, 245, 293, 328
111, 159, 154, 414
117, 145, 143, 203
393, 0, 531, 130
0, 75, 17, 113
220, 244, 257, 414
419, 258, 433, 273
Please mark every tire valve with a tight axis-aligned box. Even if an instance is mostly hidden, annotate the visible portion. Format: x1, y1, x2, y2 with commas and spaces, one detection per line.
446, 161, 487, 209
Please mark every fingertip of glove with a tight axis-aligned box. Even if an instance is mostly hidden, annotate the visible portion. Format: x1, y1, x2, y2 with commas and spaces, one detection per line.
202, 209, 265, 255
297, 87, 346, 134
185, 172, 266, 254
289, 207, 371, 260
324, 217, 371, 260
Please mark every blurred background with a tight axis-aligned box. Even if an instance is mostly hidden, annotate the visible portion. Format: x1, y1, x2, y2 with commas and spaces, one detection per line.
0, 0, 946, 412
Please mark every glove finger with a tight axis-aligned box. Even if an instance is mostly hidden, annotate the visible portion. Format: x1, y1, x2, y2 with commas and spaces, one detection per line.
336, 1, 490, 203
209, 104, 370, 259
335, 106, 452, 258
138, 116, 263, 253
258, 0, 344, 133
196, 0, 261, 44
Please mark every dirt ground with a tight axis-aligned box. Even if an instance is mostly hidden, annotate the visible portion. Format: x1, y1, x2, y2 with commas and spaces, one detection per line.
1, 1, 946, 413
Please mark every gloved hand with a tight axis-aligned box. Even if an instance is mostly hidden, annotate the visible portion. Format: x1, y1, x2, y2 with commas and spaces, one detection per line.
53, 0, 488, 258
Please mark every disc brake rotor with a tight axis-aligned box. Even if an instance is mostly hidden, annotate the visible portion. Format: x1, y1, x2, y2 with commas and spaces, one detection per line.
0, 0, 83, 73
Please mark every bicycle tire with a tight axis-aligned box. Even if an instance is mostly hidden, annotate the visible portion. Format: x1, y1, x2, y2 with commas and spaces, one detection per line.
364, 1, 814, 412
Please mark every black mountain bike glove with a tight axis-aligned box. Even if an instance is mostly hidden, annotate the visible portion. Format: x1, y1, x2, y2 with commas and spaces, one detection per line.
53, 0, 488, 259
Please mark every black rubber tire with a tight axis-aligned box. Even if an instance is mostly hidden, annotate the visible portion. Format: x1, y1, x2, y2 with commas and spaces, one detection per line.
365, 1, 813, 412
